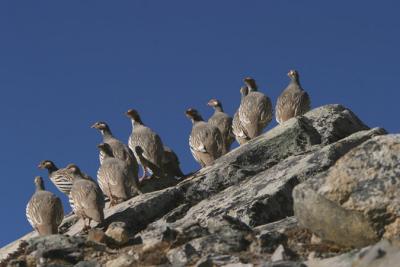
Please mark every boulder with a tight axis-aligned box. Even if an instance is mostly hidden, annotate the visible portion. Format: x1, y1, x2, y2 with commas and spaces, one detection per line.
294, 134, 400, 247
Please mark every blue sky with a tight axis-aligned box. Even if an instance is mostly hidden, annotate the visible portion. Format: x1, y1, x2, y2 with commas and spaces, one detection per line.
0, 1, 399, 246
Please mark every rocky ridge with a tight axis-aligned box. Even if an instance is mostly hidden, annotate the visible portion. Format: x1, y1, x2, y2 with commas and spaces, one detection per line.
2, 104, 400, 267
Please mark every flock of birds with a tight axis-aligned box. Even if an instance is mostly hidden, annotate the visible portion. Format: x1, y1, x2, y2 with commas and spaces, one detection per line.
26, 70, 310, 235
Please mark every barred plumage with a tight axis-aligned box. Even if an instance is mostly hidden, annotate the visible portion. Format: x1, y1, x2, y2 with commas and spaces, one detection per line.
238, 77, 273, 139
26, 177, 64, 236
207, 99, 234, 155
97, 143, 141, 206
232, 86, 251, 145
186, 108, 223, 168
67, 164, 104, 231
38, 160, 74, 195
91, 121, 139, 184
126, 109, 165, 181
276, 70, 311, 124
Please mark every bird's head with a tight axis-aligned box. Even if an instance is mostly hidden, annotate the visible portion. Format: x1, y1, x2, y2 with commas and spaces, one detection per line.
91, 121, 109, 131
207, 98, 220, 108
125, 109, 141, 122
66, 164, 81, 175
287, 70, 299, 80
38, 160, 55, 170
243, 77, 257, 90
34, 176, 44, 187
185, 108, 199, 119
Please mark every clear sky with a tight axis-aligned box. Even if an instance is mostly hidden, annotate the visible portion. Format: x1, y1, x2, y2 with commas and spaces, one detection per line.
0, 1, 399, 247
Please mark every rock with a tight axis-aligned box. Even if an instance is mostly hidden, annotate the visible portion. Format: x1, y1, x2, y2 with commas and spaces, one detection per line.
1, 105, 394, 266
65, 187, 184, 236
306, 239, 400, 267
271, 245, 289, 262
105, 222, 129, 246
105, 254, 134, 267
139, 175, 181, 193
294, 134, 399, 247
87, 229, 107, 244
166, 243, 200, 266
25, 235, 86, 265
195, 254, 242, 267
261, 262, 307, 267
303, 104, 369, 144
74, 261, 102, 267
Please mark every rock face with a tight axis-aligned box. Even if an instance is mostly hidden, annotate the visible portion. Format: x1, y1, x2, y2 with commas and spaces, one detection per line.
294, 134, 400, 248
1, 104, 398, 266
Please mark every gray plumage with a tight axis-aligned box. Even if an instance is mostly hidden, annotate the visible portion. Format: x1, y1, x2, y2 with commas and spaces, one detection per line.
238, 77, 273, 139
97, 143, 141, 206
38, 160, 73, 196
207, 99, 234, 155
91, 121, 139, 184
26, 176, 64, 236
232, 86, 251, 145
126, 109, 165, 180
186, 108, 223, 167
276, 70, 311, 124
67, 164, 105, 231
162, 146, 185, 178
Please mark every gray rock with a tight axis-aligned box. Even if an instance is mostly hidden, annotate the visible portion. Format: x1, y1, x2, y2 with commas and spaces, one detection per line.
303, 104, 369, 144
271, 245, 289, 262
139, 126, 386, 262
65, 187, 184, 236
26, 235, 86, 265
166, 243, 200, 266
294, 134, 400, 247
1, 105, 389, 266
74, 261, 101, 267
195, 254, 242, 267
105, 254, 135, 267
261, 262, 307, 267
306, 239, 400, 267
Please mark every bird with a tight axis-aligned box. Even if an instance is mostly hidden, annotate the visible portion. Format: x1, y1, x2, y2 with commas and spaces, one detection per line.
97, 143, 141, 206
26, 176, 64, 236
232, 86, 251, 145
207, 98, 234, 155
238, 77, 273, 139
185, 108, 223, 167
38, 160, 74, 196
275, 70, 311, 124
162, 146, 185, 179
126, 109, 165, 181
91, 121, 139, 184
67, 164, 105, 231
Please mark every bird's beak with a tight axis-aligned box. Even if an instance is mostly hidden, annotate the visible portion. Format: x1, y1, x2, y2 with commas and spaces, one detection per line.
90, 123, 97, 129
37, 164, 43, 168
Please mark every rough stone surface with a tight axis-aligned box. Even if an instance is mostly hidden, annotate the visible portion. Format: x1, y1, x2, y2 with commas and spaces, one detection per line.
1, 105, 397, 266
307, 240, 400, 267
294, 134, 400, 247
105, 222, 129, 246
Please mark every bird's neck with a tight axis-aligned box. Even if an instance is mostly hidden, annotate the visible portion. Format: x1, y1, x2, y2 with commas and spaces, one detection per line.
192, 116, 204, 124
101, 129, 113, 139
47, 165, 58, 174
35, 184, 44, 192
214, 106, 223, 112
290, 77, 301, 88
248, 86, 258, 92
132, 119, 144, 128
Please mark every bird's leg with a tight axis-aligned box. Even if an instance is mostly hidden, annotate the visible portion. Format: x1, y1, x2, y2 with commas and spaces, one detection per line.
82, 218, 90, 232
110, 197, 116, 207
